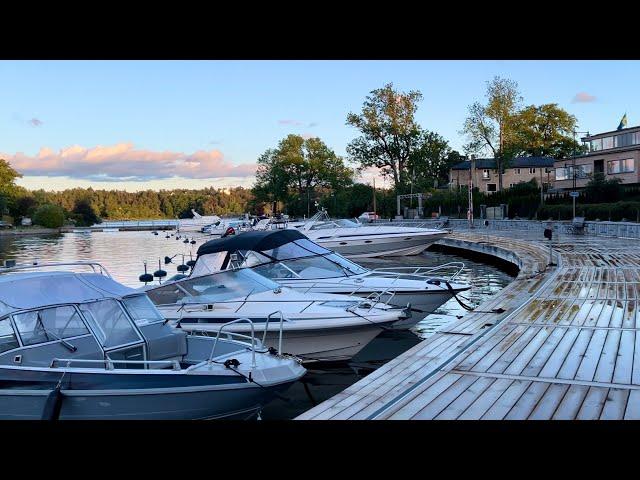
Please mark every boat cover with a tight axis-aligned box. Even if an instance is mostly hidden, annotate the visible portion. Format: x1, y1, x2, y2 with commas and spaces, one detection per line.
0, 272, 138, 315
197, 229, 308, 257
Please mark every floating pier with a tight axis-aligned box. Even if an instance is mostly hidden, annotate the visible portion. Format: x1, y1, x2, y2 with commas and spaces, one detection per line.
297, 229, 640, 420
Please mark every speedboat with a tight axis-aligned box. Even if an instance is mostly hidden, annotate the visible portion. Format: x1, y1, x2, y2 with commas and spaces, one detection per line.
190, 230, 471, 329
0, 261, 304, 420
293, 210, 449, 258
178, 209, 222, 233
143, 267, 409, 363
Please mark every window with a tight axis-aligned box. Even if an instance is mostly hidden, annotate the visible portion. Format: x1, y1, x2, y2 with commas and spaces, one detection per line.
0, 318, 18, 353
79, 300, 140, 348
509, 183, 516, 188
482, 169, 490, 179
13, 306, 89, 346
122, 295, 164, 327
529, 168, 536, 174
555, 164, 593, 181
602, 136, 614, 150
607, 158, 635, 175
487, 183, 497, 192
590, 138, 603, 152
515, 168, 521, 175
545, 168, 552, 174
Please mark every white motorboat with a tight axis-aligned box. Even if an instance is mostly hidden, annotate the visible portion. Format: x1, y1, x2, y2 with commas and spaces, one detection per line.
191, 230, 471, 329
143, 267, 409, 363
177, 209, 222, 233
273, 210, 448, 258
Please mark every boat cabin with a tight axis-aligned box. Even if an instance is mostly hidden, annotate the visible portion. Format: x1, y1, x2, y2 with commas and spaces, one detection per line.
0, 271, 189, 369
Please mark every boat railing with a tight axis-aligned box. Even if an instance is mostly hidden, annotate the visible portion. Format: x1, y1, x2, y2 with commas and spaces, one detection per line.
346, 287, 398, 313
0, 261, 112, 277
368, 261, 465, 283
209, 317, 258, 368
264, 310, 290, 354
49, 358, 181, 370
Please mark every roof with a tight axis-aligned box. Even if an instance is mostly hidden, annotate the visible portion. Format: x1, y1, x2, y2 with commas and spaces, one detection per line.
451, 156, 555, 170
197, 229, 309, 257
584, 125, 640, 140
0, 272, 137, 316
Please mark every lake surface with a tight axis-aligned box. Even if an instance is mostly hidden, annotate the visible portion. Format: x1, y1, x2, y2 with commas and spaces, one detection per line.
0, 230, 515, 419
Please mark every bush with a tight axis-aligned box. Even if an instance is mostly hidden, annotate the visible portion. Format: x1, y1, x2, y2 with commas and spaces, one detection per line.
538, 201, 640, 222
33, 204, 65, 228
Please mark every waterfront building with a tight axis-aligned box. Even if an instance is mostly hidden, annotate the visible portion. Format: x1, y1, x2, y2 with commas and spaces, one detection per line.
449, 156, 555, 194
554, 125, 640, 191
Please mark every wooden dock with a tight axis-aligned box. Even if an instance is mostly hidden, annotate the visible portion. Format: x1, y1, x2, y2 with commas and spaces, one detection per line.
297, 230, 640, 420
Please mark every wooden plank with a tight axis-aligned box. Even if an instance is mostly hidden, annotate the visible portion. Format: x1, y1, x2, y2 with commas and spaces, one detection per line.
480, 379, 531, 420
623, 389, 640, 419
537, 328, 581, 378
386, 373, 462, 420
504, 381, 551, 419
520, 327, 570, 377
528, 383, 570, 420
593, 329, 622, 384
612, 330, 634, 385
557, 328, 597, 380
576, 387, 609, 420
552, 384, 589, 419
600, 388, 630, 420
411, 375, 481, 420
434, 376, 496, 420
456, 378, 516, 420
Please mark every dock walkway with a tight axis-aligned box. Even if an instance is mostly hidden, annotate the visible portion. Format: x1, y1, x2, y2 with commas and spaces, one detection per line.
297, 229, 640, 420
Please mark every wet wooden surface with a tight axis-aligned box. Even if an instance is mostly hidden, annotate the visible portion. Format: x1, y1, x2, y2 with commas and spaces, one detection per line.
296, 230, 640, 420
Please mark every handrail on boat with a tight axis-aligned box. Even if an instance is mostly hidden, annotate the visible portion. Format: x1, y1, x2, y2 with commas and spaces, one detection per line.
209, 317, 258, 369
264, 310, 290, 355
50, 358, 181, 370
368, 261, 465, 282
0, 260, 113, 277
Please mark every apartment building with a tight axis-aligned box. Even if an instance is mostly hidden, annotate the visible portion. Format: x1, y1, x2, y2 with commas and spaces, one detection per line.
554, 125, 640, 190
449, 156, 555, 193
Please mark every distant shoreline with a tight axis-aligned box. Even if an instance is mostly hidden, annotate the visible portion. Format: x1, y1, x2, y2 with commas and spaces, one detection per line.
0, 228, 59, 236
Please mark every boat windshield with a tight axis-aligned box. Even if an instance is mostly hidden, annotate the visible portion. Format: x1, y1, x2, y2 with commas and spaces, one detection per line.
307, 219, 360, 230
147, 269, 280, 305
252, 251, 368, 280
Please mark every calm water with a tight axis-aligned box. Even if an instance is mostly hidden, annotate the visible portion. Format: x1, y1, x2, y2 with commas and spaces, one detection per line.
0, 231, 514, 419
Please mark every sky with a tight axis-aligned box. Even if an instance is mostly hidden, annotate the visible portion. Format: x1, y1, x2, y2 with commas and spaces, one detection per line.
1, 60, 638, 192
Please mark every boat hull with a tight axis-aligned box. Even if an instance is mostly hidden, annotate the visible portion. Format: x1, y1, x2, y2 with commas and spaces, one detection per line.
311, 232, 447, 258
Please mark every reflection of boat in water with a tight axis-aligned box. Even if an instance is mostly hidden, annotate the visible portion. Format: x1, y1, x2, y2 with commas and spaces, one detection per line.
0, 262, 305, 419
143, 266, 409, 363
190, 229, 470, 329
297, 210, 449, 258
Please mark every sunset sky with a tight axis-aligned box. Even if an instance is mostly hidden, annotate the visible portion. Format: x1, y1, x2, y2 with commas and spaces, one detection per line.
2, 60, 638, 191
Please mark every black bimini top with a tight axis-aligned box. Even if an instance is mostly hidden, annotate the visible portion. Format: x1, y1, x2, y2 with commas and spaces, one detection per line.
196, 229, 308, 257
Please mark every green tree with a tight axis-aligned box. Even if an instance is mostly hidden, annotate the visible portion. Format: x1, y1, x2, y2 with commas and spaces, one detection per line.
346, 83, 423, 192
407, 131, 462, 190
252, 134, 353, 216
462, 76, 523, 191
33, 204, 65, 228
584, 172, 622, 203
510, 103, 587, 158
72, 198, 101, 226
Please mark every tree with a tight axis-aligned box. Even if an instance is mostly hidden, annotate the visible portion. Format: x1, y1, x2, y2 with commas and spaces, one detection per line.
584, 172, 622, 203
33, 204, 65, 228
72, 198, 101, 226
510, 104, 587, 158
462, 76, 522, 191
346, 83, 423, 192
406, 131, 462, 190
252, 134, 353, 216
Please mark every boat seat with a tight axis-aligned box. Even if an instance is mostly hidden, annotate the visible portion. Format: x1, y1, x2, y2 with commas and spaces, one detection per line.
138, 323, 188, 361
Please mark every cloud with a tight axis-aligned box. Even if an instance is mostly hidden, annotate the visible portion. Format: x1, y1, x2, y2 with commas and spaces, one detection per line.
278, 119, 318, 128
278, 119, 304, 126
28, 118, 43, 127
2, 143, 256, 182
572, 92, 596, 103
301, 133, 316, 140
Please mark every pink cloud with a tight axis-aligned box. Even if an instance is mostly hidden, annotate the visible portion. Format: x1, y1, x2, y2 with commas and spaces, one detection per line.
2, 143, 257, 181
28, 118, 43, 127
572, 92, 596, 103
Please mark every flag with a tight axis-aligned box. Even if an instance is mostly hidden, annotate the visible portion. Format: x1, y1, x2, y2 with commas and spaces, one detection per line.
617, 113, 628, 130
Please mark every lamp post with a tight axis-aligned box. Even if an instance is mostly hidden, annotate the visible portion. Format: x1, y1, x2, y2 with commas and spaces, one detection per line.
468, 155, 475, 228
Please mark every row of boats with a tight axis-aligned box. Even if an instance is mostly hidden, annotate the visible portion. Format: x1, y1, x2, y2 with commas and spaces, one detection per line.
0, 216, 469, 420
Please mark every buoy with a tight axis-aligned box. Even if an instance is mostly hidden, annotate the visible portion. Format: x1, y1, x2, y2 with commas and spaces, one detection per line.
164, 256, 173, 265
153, 259, 167, 283
139, 261, 154, 284
186, 253, 196, 268
190, 238, 196, 245
183, 239, 189, 244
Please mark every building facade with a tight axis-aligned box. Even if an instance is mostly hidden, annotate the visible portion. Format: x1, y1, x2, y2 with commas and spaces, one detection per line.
554, 125, 640, 191
449, 157, 555, 194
